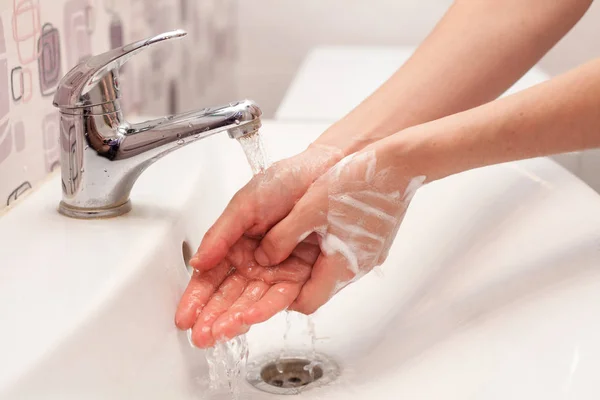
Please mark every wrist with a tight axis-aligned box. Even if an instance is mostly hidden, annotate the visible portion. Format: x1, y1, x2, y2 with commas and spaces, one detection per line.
313, 114, 396, 157
295, 142, 345, 182
371, 120, 463, 183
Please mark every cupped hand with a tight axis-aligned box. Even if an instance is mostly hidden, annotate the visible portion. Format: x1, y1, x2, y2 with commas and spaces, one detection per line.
253, 146, 426, 315
176, 236, 320, 347
189, 144, 343, 273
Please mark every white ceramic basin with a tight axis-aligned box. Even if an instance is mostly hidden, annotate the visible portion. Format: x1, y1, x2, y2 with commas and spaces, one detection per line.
275, 46, 551, 122
1, 121, 600, 399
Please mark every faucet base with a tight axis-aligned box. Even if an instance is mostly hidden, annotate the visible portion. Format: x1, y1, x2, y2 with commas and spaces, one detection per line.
58, 200, 132, 219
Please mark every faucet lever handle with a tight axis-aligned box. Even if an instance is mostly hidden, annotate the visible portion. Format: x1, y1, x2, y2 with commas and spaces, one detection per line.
53, 29, 187, 110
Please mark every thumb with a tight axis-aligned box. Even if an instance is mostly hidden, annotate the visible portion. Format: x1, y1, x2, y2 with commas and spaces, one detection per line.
254, 195, 326, 267
190, 193, 255, 271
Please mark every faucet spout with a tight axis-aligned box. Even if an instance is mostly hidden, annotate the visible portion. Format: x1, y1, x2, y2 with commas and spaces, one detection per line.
57, 99, 262, 219
52, 30, 263, 219
120, 100, 262, 161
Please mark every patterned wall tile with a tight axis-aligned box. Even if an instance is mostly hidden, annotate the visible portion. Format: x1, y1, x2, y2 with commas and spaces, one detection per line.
0, 16, 10, 168
38, 22, 61, 96
0, 0, 239, 212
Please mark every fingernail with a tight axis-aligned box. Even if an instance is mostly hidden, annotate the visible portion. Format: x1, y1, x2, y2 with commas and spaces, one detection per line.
254, 248, 269, 266
174, 316, 184, 329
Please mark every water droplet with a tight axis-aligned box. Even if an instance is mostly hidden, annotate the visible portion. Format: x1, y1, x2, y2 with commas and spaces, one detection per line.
187, 123, 193, 128
177, 139, 185, 145
276, 360, 285, 374
80, 168, 85, 173
234, 119, 240, 125
204, 127, 211, 132
84, 145, 89, 150
194, 134, 200, 139
176, 133, 182, 139
104, 169, 107, 173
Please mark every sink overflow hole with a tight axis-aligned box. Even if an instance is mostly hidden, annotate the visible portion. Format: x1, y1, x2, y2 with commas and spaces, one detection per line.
182, 240, 194, 275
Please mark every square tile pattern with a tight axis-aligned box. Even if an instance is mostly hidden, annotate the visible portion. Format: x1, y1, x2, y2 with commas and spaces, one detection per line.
0, 0, 238, 212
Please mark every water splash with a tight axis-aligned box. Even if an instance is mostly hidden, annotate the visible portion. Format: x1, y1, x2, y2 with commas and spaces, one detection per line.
278, 312, 319, 364
277, 311, 295, 373
236, 132, 271, 175
205, 336, 249, 399
307, 315, 317, 359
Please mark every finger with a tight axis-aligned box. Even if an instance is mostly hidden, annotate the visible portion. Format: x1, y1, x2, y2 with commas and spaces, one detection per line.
243, 282, 302, 325
228, 238, 319, 280
254, 192, 326, 267
212, 280, 269, 342
190, 274, 247, 348
291, 241, 321, 264
190, 192, 256, 271
302, 233, 320, 246
255, 243, 319, 284
225, 236, 261, 278
257, 263, 312, 285
288, 253, 355, 315
175, 261, 231, 330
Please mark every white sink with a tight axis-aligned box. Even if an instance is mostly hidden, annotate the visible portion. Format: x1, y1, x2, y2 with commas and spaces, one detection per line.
1, 120, 600, 399
275, 46, 550, 122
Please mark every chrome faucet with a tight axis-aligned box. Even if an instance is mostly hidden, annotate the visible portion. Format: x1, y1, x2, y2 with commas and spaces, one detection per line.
53, 30, 262, 219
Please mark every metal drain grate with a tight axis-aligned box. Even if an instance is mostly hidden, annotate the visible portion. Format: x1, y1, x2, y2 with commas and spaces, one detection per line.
246, 353, 339, 395
261, 359, 323, 388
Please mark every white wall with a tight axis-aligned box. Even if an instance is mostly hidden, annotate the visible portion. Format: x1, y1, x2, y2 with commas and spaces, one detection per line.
235, 0, 600, 192
236, 0, 453, 116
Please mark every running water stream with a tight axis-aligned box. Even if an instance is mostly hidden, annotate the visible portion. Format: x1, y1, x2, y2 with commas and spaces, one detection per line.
205, 336, 249, 399
204, 132, 270, 399
236, 132, 271, 175
204, 131, 319, 398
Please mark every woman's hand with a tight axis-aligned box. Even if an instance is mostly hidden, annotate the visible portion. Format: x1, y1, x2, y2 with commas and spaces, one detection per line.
253, 145, 425, 314
176, 236, 320, 348
175, 141, 425, 345
189, 144, 343, 272
176, 143, 342, 347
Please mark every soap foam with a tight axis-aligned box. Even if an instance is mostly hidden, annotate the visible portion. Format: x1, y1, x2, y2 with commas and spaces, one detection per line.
317, 149, 426, 296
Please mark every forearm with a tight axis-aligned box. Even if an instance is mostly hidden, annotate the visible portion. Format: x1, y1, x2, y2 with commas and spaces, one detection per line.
389, 57, 600, 182
314, 0, 592, 155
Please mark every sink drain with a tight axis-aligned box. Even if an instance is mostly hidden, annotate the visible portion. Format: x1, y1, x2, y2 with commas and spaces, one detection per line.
246, 353, 339, 395
262, 359, 323, 388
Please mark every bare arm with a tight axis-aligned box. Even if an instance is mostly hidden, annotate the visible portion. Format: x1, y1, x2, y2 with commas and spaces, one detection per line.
250, 57, 600, 315
383, 56, 600, 181
314, 0, 593, 155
